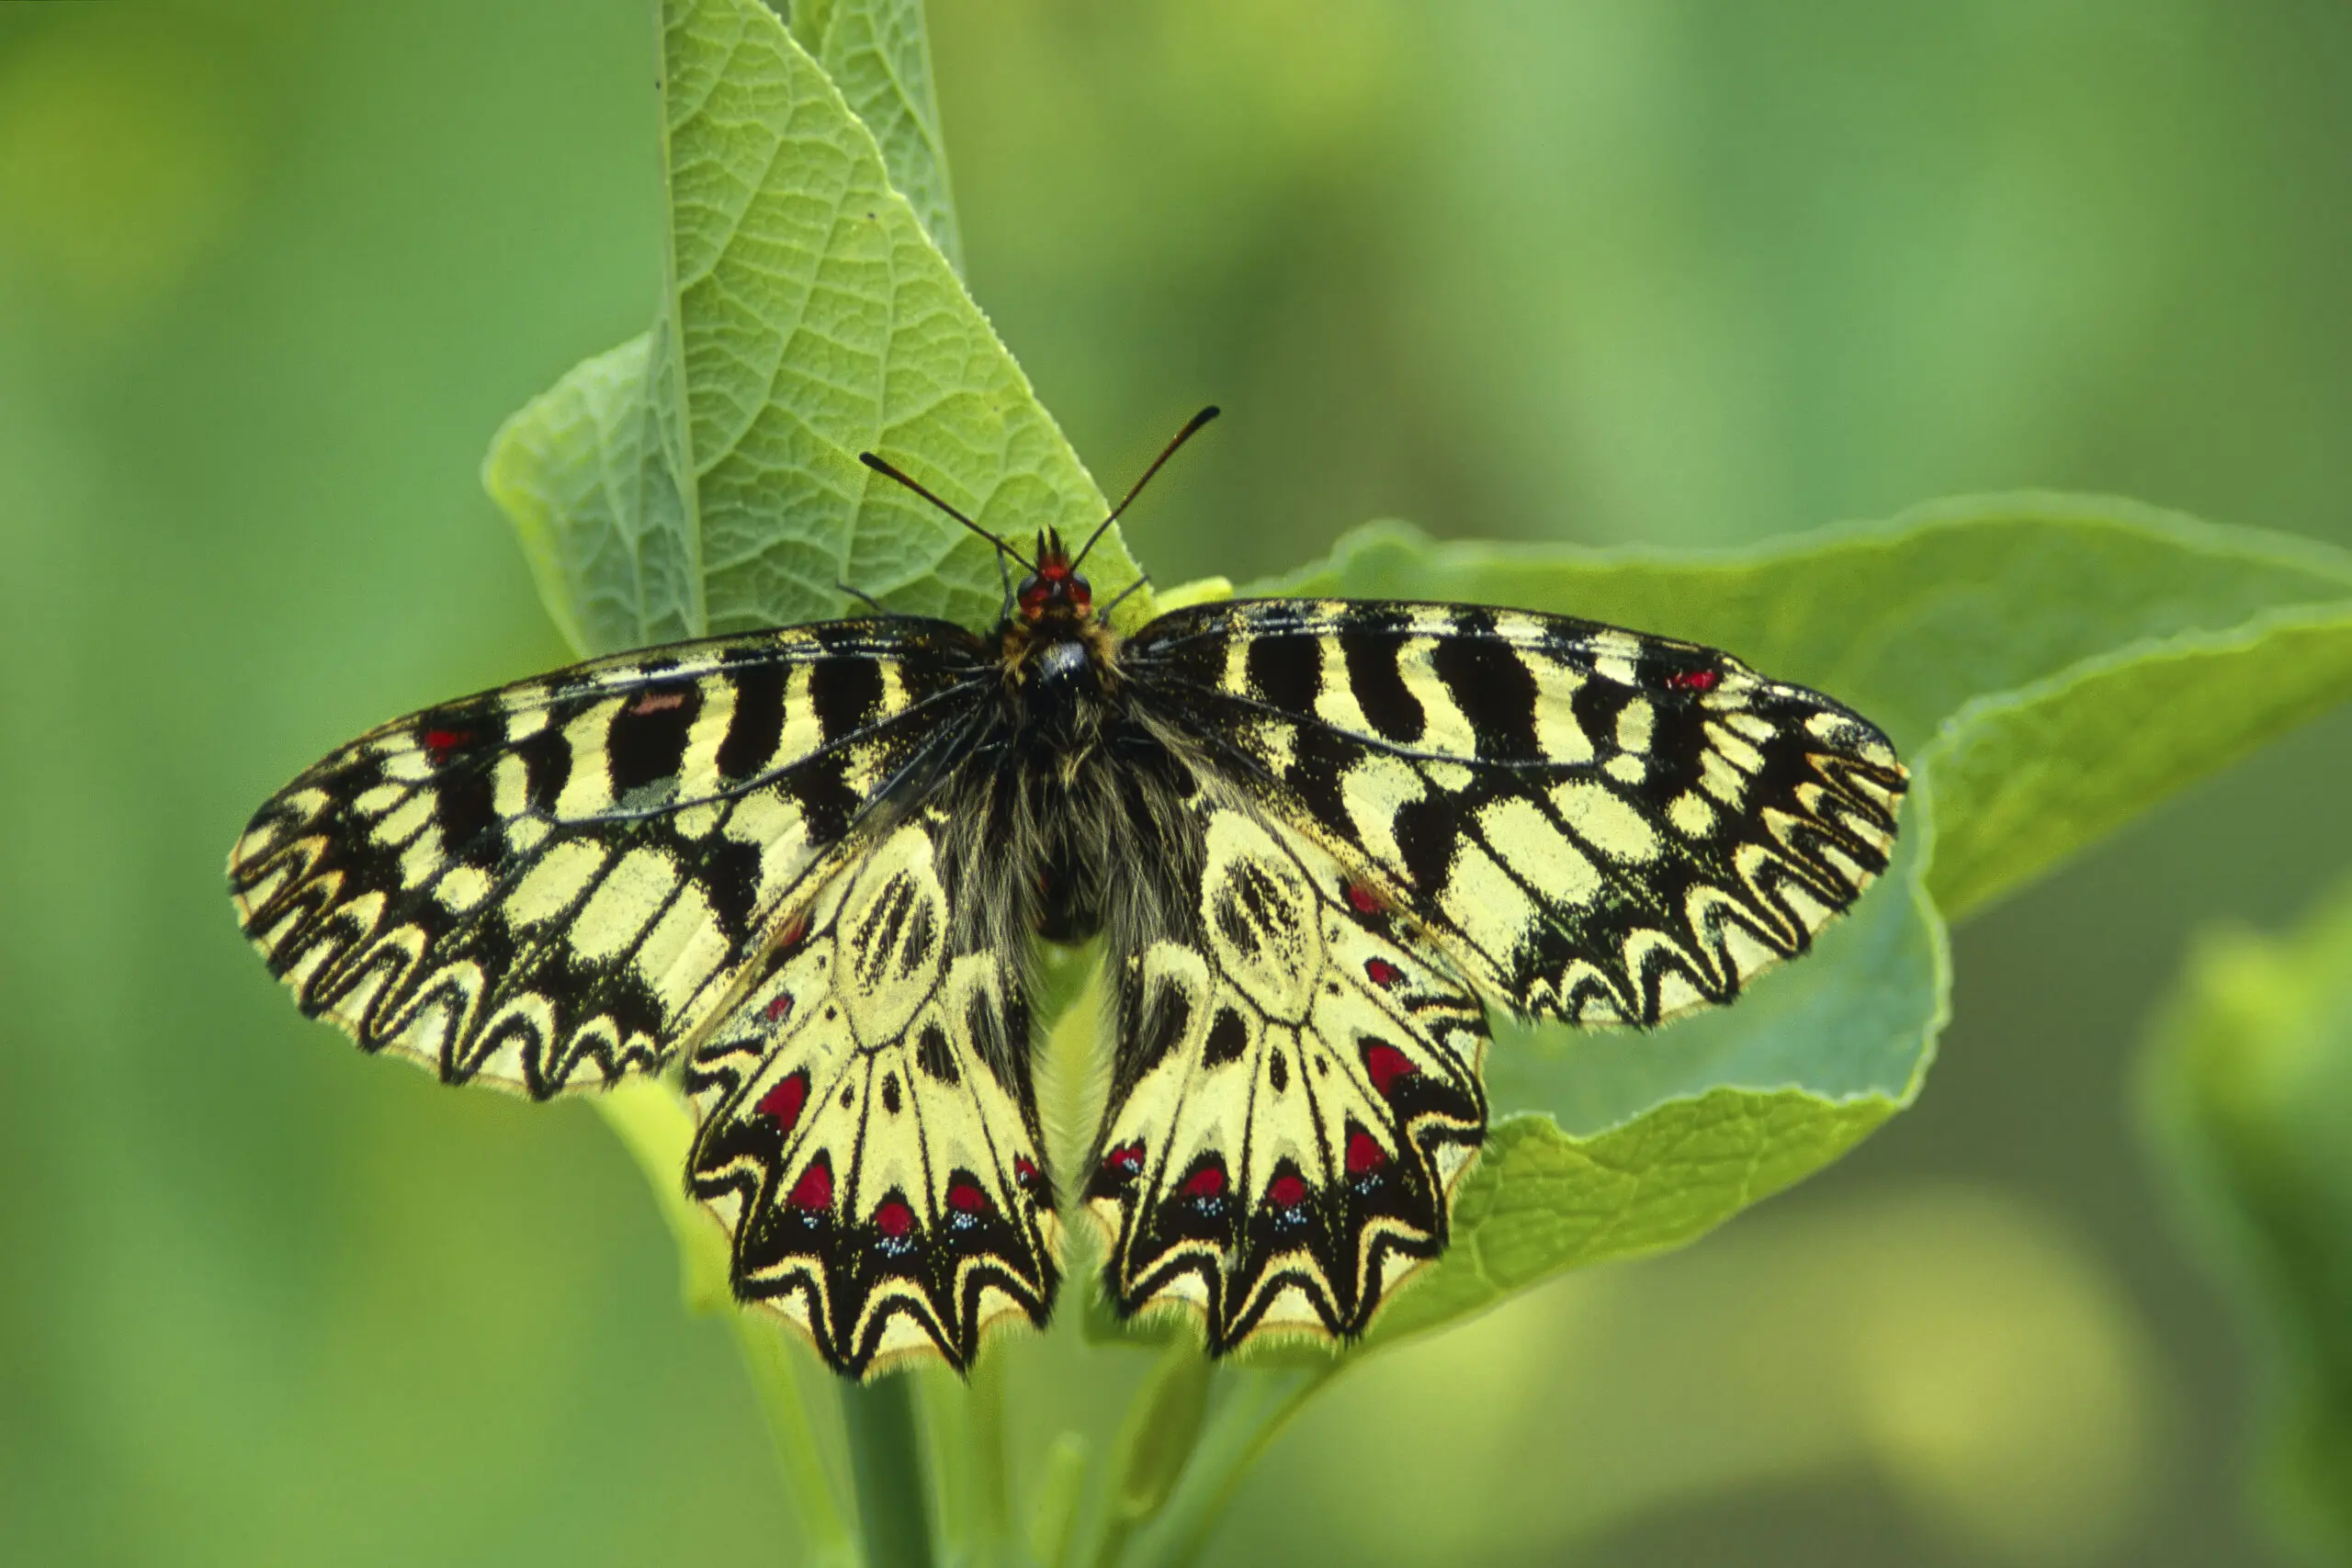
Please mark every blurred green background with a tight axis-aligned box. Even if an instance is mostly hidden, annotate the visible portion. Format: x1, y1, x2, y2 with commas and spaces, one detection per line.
5, 1, 2350, 1562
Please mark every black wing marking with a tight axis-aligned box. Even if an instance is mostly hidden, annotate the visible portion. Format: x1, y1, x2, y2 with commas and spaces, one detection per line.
1123, 599, 1905, 1027
228, 619, 991, 1096
1084, 784, 1488, 1352
684, 810, 1061, 1376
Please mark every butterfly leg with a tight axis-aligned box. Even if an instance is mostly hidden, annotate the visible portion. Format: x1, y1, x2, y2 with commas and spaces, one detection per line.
1100, 573, 1152, 621
836, 580, 892, 616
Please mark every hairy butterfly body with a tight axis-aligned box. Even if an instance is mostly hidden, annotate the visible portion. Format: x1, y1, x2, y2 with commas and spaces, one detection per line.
230, 419, 1906, 1376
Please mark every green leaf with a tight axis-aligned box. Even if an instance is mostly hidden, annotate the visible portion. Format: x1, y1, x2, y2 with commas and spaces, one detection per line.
787, 0, 963, 271
1487, 799, 1944, 1133
483, 335, 690, 656
1237, 492, 2352, 1356
1923, 601, 2352, 918
2145, 874, 2352, 1565
484, 0, 1141, 660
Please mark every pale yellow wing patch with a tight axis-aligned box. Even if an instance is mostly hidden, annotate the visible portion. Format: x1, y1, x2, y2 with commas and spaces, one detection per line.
228, 623, 991, 1096
1085, 794, 1488, 1352
685, 816, 1060, 1377
1123, 599, 1907, 1029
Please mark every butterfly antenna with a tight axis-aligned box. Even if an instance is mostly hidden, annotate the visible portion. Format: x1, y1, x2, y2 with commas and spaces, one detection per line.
857, 452, 1037, 570
1071, 404, 1221, 569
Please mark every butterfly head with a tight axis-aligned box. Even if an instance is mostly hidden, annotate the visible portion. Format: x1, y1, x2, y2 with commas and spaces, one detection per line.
1015, 528, 1094, 625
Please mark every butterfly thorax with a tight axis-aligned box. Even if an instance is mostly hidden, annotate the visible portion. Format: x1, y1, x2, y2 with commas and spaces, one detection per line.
995, 528, 1123, 760
973, 529, 1146, 942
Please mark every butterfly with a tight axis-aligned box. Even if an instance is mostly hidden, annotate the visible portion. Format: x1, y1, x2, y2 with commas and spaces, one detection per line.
228, 409, 1906, 1378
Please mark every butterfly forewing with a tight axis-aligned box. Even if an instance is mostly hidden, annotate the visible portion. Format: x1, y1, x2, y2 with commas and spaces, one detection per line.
1121, 599, 1906, 1029
683, 812, 1061, 1375
228, 621, 993, 1097
1086, 789, 1488, 1349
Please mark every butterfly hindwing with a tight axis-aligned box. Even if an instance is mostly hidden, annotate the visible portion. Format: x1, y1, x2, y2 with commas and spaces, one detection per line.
684, 812, 1061, 1375
1123, 599, 1906, 1028
1085, 788, 1488, 1351
228, 621, 992, 1096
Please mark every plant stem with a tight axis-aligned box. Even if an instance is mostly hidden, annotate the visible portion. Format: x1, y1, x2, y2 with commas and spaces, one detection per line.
1030, 1431, 1091, 1568
966, 1349, 1020, 1563
732, 1314, 860, 1564
1087, 1339, 1214, 1568
593, 1082, 855, 1562
1115, 1364, 1337, 1568
912, 1367, 968, 1558
844, 1372, 936, 1568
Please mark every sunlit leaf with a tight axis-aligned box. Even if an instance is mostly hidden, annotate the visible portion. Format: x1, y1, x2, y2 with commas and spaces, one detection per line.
1925, 602, 2352, 919
484, 0, 1141, 659
483, 335, 690, 656
786, 0, 963, 270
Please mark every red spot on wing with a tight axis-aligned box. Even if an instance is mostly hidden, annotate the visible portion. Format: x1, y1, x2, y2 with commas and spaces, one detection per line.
787, 1162, 833, 1212
1182, 1165, 1227, 1200
875, 1198, 916, 1238
1343, 882, 1385, 916
1102, 1142, 1145, 1179
1667, 668, 1721, 693
628, 688, 688, 715
421, 728, 471, 762
1345, 1129, 1388, 1176
1363, 1042, 1417, 1098
1268, 1173, 1309, 1210
1364, 957, 1406, 989
1014, 1155, 1043, 1190
754, 1072, 808, 1132
763, 992, 795, 1023
946, 1181, 989, 1215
